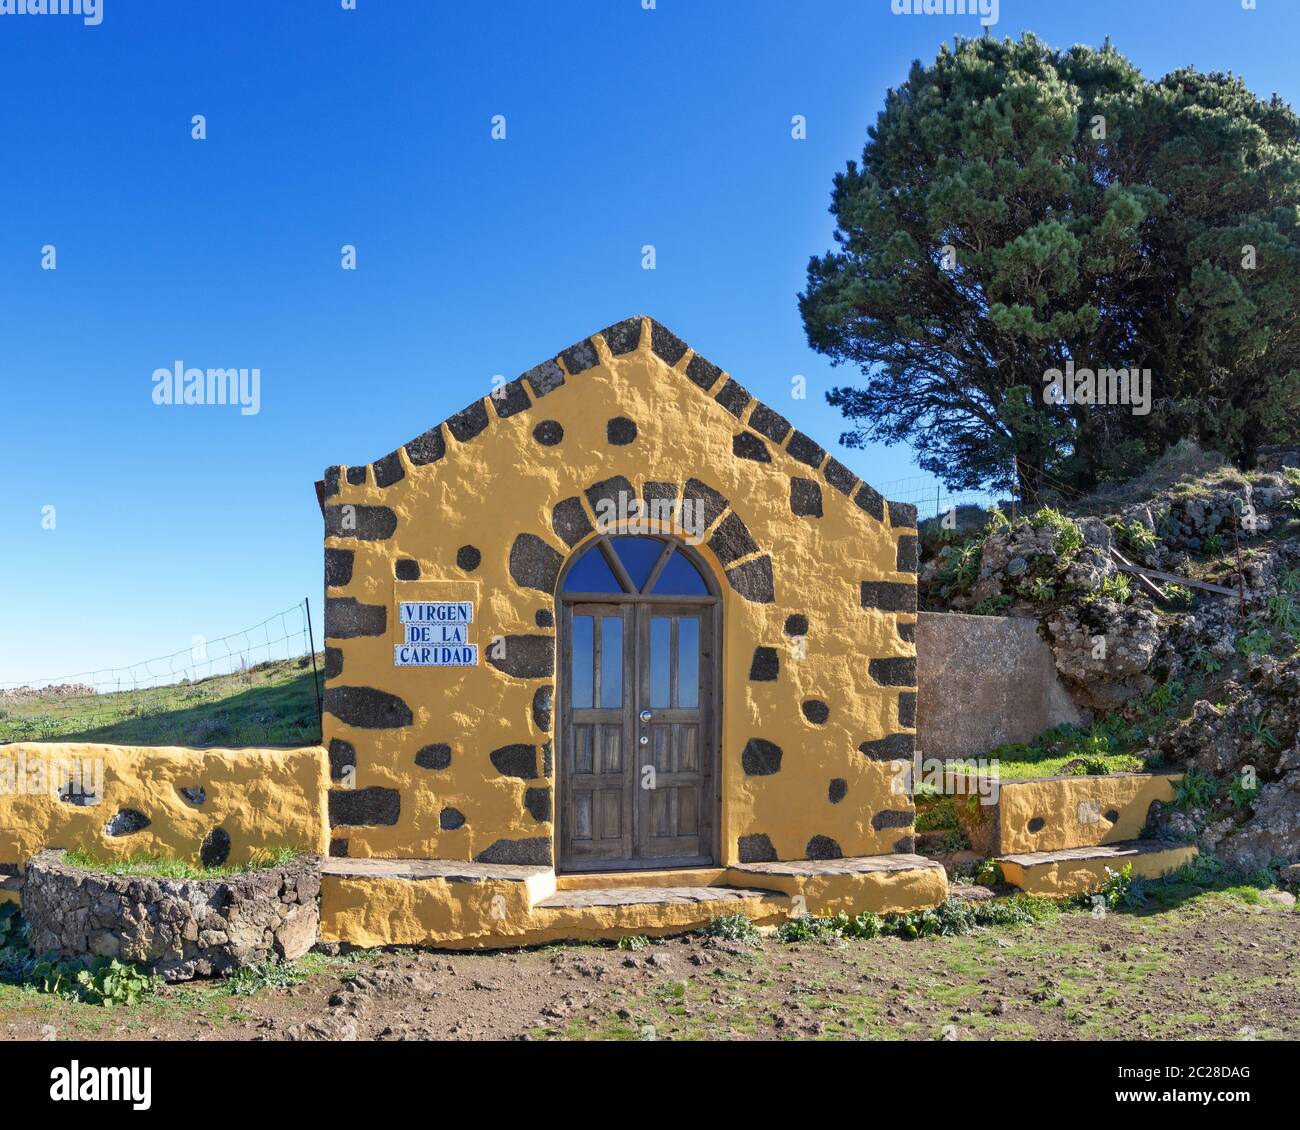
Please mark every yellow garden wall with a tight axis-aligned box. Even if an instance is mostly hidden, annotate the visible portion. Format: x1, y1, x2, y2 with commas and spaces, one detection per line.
996, 773, 1181, 855
0, 742, 330, 901
320, 315, 919, 869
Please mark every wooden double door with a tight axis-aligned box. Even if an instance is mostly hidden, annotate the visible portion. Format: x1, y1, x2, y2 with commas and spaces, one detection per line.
559, 599, 718, 871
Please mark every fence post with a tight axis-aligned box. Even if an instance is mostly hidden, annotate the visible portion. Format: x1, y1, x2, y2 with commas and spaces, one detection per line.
305, 596, 323, 726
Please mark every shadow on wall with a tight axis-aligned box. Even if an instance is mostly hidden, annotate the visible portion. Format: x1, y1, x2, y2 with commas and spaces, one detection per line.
916, 612, 1084, 760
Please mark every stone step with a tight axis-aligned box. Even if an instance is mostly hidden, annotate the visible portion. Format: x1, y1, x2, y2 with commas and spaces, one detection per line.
534, 885, 782, 910
997, 839, 1197, 898
727, 852, 948, 916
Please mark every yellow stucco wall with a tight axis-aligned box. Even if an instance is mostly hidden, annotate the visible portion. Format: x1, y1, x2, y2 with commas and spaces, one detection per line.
321, 315, 918, 869
0, 743, 329, 901
996, 773, 1181, 855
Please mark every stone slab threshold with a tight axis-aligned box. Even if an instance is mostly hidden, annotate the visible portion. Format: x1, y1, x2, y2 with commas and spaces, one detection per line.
534, 885, 783, 910
997, 839, 1191, 868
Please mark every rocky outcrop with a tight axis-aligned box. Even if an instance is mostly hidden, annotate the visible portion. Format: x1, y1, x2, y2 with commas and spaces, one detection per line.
22, 850, 321, 982
1148, 657, 1300, 871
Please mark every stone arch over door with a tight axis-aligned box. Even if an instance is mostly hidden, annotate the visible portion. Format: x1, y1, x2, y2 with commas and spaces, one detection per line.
554, 531, 723, 872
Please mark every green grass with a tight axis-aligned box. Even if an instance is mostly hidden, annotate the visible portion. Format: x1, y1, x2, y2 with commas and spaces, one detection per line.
0, 656, 322, 746
62, 845, 300, 880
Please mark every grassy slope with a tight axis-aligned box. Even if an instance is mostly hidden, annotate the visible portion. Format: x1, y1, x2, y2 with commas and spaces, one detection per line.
0, 657, 323, 747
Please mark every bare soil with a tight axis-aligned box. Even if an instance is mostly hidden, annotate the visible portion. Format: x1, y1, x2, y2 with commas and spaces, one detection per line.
3, 888, 1297, 1042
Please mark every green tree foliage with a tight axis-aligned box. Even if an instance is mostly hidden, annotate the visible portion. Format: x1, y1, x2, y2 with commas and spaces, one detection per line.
800, 34, 1300, 500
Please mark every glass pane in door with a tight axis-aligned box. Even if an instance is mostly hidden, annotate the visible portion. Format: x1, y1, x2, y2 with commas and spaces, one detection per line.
649, 616, 671, 708
571, 615, 593, 708
599, 615, 623, 708
677, 617, 700, 708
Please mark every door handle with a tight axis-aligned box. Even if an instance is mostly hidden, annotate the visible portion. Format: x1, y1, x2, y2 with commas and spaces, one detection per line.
639, 710, 652, 722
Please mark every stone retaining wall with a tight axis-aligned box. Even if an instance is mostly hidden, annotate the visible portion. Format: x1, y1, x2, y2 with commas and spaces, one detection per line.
916, 612, 1084, 759
22, 850, 321, 981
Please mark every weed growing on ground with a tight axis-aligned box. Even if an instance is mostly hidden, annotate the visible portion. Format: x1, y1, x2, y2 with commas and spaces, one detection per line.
63, 845, 299, 880
701, 914, 762, 946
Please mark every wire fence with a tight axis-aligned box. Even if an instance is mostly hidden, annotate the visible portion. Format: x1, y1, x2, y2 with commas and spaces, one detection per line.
876, 474, 1013, 523
0, 601, 323, 747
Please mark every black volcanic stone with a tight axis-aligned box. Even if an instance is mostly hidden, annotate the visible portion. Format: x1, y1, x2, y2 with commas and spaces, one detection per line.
859, 732, 915, 760
872, 809, 913, 832
200, 827, 231, 868
897, 622, 916, 643
330, 787, 401, 827
822, 458, 857, 497
786, 431, 825, 468
737, 833, 777, 864
600, 317, 642, 355
749, 647, 779, 681
490, 378, 531, 419
894, 835, 916, 853
559, 339, 598, 375
533, 419, 564, 446
535, 608, 554, 628
684, 354, 722, 391
325, 548, 354, 587
510, 533, 564, 592
898, 691, 917, 728
790, 477, 823, 517
806, 835, 842, 860
896, 535, 919, 573
741, 738, 783, 776
683, 478, 728, 529
346, 466, 367, 486
405, 425, 446, 466
532, 685, 553, 732
324, 504, 397, 541
854, 482, 885, 521
415, 743, 452, 771
324, 686, 413, 729
1028, 817, 1046, 833
475, 837, 552, 866
607, 416, 638, 445
732, 432, 770, 463
708, 512, 759, 566
395, 558, 420, 580
585, 476, 636, 524
372, 450, 406, 487
523, 359, 565, 399
104, 808, 150, 837
456, 544, 482, 572
322, 466, 341, 499
748, 402, 792, 443
328, 739, 356, 782
329, 838, 349, 858
801, 699, 830, 725
524, 786, 552, 823
714, 378, 751, 418
486, 635, 555, 678
440, 807, 466, 830
784, 613, 809, 636
551, 496, 594, 547
446, 398, 490, 442
888, 500, 918, 528
828, 778, 848, 804
725, 556, 774, 603
650, 320, 688, 364
490, 743, 538, 779
325, 597, 387, 639
860, 582, 917, 613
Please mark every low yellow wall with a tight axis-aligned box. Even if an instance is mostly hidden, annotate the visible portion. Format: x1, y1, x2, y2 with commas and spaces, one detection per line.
1000, 845, 1198, 898
0, 743, 330, 901
997, 773, 1181, 855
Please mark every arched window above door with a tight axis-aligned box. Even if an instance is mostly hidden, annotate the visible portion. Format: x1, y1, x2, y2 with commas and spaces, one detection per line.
561, 535, 711, 597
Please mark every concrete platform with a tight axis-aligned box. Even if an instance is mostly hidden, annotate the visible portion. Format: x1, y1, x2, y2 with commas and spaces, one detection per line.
998, 839, 1198, 898
319, 853, 948, 948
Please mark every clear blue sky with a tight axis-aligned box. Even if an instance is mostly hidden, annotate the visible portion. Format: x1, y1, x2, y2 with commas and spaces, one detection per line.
1, 0, 1295, 686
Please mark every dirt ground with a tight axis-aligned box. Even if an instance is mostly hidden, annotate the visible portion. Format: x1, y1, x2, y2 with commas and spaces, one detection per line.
3, 887, 1297, 1042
